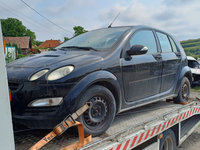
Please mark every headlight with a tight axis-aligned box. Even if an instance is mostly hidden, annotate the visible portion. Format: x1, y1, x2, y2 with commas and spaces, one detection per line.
47, 66, 74, 81
29, 69, 49, 81
28, 97, 63, 107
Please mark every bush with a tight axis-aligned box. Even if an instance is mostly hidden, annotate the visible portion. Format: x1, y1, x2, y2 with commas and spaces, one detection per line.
17, 54, 26, 59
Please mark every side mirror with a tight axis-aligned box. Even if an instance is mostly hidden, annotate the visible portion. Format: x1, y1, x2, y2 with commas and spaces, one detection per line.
127, 45, 148, 55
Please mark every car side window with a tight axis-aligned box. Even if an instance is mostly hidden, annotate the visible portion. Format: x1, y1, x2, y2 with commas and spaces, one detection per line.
156, 32, 172, 53
129, 30, 158, 54
169, 36, 178, 53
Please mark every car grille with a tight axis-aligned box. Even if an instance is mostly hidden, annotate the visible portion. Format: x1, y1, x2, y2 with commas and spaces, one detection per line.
9, 82, 20, 91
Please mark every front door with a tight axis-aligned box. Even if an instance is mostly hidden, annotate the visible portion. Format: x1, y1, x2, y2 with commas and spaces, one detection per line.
122, 30, 162, 102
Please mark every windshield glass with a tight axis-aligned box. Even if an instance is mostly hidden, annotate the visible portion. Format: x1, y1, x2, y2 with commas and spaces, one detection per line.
57, 27, 130, 50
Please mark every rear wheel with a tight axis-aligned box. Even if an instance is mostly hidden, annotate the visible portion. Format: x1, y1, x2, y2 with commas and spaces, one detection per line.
174, 77, 190, 103
160, 129, 177, 150
77, 85, 116, 136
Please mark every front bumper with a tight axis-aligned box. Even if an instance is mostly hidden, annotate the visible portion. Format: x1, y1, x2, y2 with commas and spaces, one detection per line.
10, 80, 76, 129
13, 113, 62, 129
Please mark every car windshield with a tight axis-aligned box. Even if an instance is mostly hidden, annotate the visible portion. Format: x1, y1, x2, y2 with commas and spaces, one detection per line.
57, 27, 130, 50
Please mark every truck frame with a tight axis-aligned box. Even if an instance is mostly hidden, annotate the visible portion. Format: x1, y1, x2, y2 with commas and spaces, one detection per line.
81, 99, 200, 150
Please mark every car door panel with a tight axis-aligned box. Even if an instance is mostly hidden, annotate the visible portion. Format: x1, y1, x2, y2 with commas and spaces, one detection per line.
122, 55, 162, 102
160, 53, 181, 93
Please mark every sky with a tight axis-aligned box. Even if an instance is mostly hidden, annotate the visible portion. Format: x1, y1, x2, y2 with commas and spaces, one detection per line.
0, 0, 200, 41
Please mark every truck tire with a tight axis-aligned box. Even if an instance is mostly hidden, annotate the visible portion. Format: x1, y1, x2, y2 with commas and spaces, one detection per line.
77, 85, 116, 136
174, 77, 190, 103
160, 129, 177, 150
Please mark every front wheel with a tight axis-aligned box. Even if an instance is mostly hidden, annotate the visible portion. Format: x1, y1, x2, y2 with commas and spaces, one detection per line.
77, 85, 116, 136
174, 77, 190, 103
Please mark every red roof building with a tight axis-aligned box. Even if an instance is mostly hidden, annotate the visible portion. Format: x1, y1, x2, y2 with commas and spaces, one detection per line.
39, 40, 62, 48
4, 36, 32, 49
4, 36, 32, 54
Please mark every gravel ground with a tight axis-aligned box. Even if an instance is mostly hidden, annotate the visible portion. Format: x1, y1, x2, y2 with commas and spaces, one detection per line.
178, 126, 200, 150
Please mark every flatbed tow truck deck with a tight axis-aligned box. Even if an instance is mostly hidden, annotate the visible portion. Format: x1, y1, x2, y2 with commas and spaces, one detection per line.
15, 97, 200, 150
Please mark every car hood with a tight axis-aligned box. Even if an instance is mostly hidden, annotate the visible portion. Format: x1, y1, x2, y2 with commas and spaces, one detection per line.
7, 50, 89, 68
7, 50, 103, 80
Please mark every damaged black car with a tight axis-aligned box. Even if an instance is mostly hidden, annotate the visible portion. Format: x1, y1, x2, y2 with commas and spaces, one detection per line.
7, 26, 192, 136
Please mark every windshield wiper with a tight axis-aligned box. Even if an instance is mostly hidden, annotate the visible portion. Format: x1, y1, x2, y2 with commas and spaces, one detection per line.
60, 46, 98, 51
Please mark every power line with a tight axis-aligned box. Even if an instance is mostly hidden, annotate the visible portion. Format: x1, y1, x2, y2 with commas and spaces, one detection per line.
0, 2, 69, 41
0, 1, 69, 37
19, 0, 72, 34
0, 3, 58, 38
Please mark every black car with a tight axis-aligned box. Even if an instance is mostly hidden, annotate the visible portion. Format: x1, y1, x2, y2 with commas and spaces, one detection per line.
7, 26, 192, 136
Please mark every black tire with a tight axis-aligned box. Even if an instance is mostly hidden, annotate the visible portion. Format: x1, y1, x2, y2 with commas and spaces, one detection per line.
160, 129, 177, 150
174, 77, 190, 103
77, 85, 116, 136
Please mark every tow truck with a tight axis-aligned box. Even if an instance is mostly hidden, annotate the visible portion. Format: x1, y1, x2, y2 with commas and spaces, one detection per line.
12, 96, 200, 150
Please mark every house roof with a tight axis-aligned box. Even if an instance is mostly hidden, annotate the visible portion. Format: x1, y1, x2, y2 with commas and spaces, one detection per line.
3, 36, 31, 49
39, 40, 62, 48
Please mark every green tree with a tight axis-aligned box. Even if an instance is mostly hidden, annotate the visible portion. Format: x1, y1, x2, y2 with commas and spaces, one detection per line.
73, 26, 87, 37
1, 18, 26, 36
12, 43, 22, 54
6, 42, 11, 47
1, 18, 36, 45
26, 29, 36, 45
64, 37, 69, 42
35, 40, 43, 47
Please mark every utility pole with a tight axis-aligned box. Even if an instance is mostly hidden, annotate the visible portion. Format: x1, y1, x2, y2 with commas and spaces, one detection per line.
0, 21, 15, 149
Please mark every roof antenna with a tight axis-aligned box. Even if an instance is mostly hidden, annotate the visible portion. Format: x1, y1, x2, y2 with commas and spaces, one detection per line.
108, 13, 120, 28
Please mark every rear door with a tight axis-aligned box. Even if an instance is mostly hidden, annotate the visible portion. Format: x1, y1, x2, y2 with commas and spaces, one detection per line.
156, 32, 181, 93
122, 30, 162, 102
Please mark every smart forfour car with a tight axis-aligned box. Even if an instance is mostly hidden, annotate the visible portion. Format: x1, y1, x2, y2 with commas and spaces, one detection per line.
7, 26, 192, 136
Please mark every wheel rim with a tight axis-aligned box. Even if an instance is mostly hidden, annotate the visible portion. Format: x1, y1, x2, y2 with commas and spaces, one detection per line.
83, 96, 108, 128
162, 136, 174, 150
182, 83, 189, 100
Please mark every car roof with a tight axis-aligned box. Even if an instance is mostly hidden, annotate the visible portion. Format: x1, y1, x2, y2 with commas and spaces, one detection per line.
90, 25, 174, 40
108, 25, 160, 30
187, 56, 197, 61
108, 25, 171, 36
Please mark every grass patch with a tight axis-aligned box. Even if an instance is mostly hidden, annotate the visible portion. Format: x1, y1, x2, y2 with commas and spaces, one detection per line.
191, 86, 200, 92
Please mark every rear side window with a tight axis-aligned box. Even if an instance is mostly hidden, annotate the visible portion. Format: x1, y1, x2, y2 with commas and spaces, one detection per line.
169, 36, 178, 52
129, 30, 158, 54
156, 32, 172, 53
